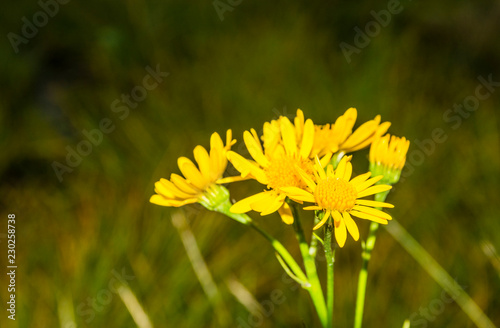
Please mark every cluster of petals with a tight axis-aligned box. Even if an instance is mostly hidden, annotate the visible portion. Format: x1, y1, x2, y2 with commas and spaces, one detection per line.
150, 108, 404, 248
150, 130, 239, 207
311, 107, 391, 158
370, 134, 410, 171
281, 156, 393, 247
228, 108, 391, 226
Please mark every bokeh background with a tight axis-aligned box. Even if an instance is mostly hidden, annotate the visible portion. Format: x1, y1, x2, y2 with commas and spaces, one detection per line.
1, 0, 500, 327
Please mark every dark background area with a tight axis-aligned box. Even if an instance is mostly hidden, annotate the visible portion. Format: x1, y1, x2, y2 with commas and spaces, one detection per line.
1, 0, 499, 327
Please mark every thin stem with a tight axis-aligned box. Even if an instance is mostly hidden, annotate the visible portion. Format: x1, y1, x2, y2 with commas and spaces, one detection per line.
353, 191, 387, 328
275, 253, 309, 286
290, 202, 328, 328
385, 219, 496, 328
249, 221, 309, 284
324, 224, 335, 328
353, 221, 379, 328
214, 198, 309, 284
309, 213, 322, 259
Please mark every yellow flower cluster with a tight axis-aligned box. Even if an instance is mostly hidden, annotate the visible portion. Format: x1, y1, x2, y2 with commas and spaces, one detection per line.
150, 130, 242, 208
150, 108, 409, 247
369, 134, 410, 185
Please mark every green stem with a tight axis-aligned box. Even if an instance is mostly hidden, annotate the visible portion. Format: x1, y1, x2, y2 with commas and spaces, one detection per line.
385, 219, 496, 328
310, 210, 327, 259
353, 221, 379, 328
309, 213, 322, 259
290, 202, 328, 328
353, 191, 388, 328
324, 224, 335, 328
248, 221, 309, 284
216, 199, 309, 284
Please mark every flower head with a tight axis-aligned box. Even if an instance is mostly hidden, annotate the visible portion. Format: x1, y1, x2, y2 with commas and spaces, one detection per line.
281, 156, 394, 247
312, 108, 391, 158
150, 130, 241, 211
369, 134, 410, 185
227, 109, 319, 224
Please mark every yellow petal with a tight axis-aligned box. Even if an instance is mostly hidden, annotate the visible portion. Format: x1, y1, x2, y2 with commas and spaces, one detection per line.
157, 178, 193, 199
250, 129, 261, 149
343, 161, 353, 181
263, 121, 281, 153
352, 205, 392, 221
210, 132, 226, 175
331, 210, 343, 224
150, 194, 198, 207
333, 108, 357, 144
230, 192, 269, 213
280, 187, 315, 203
355, 199, 394, 208
341, 117, 379, 151
226, 129, 236, 148
313, 210, 330, 230
210, 132, 224, 152
349, 172, 372, 186
295, 165, 317, 191
178, 157, 207, 190
278, 202, 294, 224
170, 173, 200, 195
250, 192, 281, 213
343, 212, 359, 241
350, 210, 388, 224
193, 145, 212, 180
216, 175, 249, 184
299, 119, 314, 159
280, 116, 297, 156
334, 218, 347, 247
315, 156, 327, 180
319, 153, 333, 167
209, 146, 222, 178
227, 151, 269, 185
226, 151, 250, 176
153, 179, 175, 198
324, 165, 333, 179
376, 122, 391, 137
260, 194, 286, 216
294, 109, 305, 141
355, 175, 383, 192
150, 194, 169, 205
331, 114, 348, 144
357, 184, 392, 198
303, 205, 322, 210
244, 131, 269, 167
370, 134, 387, 163
335, 156, 347, 178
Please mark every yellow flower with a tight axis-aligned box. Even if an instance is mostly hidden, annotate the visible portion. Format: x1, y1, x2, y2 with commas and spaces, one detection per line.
150, 130, 241, 209
227, 109, 319, 224
311, 107, 391, 158
369, 134, 410, 184
281, 156, 394, 247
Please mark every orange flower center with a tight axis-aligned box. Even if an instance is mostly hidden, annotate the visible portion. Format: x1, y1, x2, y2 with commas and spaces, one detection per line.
315, 178, 357, 212
265, 155, 313, 190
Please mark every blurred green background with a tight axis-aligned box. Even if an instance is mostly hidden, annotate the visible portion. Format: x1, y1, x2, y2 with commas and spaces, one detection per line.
1, 0, 500, 327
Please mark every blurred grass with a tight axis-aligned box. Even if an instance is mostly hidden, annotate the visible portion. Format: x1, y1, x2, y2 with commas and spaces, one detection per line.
1, 0, 500, 327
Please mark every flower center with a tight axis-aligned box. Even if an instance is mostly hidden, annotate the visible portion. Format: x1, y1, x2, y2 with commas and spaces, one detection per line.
265, 155, 313, 190
315, 178, 357, 212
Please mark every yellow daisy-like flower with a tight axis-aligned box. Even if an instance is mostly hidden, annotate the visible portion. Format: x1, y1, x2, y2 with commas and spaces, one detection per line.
311, 107, 391, 158
227, 109, 318, 224
281, 156, 394, 247
370, 134, 410, 184
150, 130, 241, 209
